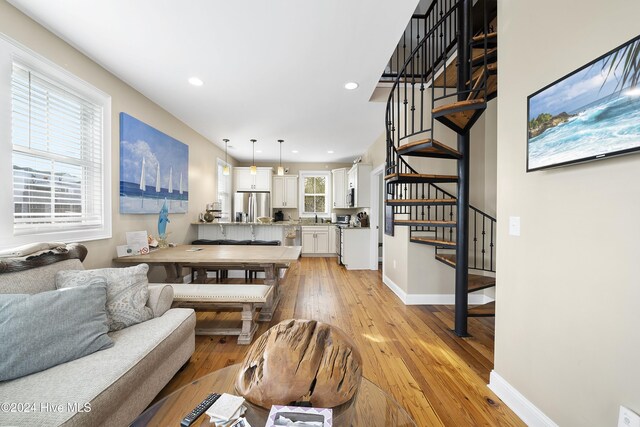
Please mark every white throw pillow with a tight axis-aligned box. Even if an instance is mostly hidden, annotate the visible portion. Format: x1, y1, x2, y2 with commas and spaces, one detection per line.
56, 264, 153, 331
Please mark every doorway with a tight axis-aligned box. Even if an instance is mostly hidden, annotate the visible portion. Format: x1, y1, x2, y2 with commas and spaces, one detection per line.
369, 164, 385, 270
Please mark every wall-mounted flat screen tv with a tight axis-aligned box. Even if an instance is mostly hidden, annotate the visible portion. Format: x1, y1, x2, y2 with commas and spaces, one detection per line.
527, 34, 640, 171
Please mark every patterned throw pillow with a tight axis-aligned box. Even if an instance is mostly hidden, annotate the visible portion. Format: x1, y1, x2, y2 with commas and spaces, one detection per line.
56, 264, 154, 331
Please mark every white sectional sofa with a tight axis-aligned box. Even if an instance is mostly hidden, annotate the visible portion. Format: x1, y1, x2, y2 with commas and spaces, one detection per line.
0, 244, 196, 426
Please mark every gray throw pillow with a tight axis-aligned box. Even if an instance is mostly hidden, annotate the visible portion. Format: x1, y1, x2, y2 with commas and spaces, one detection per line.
0, 281, 113, 382
55, 264, 153, 331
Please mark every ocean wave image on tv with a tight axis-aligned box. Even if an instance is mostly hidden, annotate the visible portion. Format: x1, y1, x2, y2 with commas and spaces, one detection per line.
527, 36, 640, 170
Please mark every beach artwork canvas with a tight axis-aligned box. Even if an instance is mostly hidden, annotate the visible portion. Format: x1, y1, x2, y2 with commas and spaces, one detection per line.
527, 34, 640, 171
119, 113, 188, 214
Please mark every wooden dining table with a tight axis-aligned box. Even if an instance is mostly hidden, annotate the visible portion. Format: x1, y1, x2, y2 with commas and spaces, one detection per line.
114, 244, 302, 320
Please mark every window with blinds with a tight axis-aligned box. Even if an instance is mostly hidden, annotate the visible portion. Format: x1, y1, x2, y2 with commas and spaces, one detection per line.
11, 63, 104, 235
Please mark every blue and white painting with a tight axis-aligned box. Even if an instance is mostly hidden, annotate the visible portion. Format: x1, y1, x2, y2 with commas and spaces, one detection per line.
528, 36, 640, 170
120, 113, 188, 214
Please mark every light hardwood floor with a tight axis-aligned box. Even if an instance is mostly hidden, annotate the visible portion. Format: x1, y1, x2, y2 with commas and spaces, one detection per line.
157, 257, 524, 426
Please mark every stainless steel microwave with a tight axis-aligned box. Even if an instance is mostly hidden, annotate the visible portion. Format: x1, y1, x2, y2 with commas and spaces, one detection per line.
347, 187, 355, 208
336, 215, 351, 224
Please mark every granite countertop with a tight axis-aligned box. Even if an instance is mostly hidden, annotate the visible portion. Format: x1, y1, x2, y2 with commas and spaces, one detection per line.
193, 221, 300, 226
193, 221, 340, 226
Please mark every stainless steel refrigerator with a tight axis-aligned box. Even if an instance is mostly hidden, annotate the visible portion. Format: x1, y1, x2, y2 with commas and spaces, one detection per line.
234, 192, 271, 222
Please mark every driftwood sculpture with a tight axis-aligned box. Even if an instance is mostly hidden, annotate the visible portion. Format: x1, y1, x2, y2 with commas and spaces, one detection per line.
236, 319, 363, 409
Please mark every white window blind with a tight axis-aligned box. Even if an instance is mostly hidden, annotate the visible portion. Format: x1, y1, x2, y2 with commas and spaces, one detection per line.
11, 62, 104, 235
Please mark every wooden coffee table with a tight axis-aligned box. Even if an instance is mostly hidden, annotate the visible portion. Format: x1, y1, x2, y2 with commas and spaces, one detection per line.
131, 364, 416, 427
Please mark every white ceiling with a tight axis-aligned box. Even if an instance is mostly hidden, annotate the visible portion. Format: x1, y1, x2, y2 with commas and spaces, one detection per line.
8, 0, 417, 163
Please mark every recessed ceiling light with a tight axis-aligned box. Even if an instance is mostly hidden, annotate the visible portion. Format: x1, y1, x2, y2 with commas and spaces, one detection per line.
188, 77, 204, 86
344, 82, 359, 90
291, 150, 299, 154
256, 150, 263, 153
327, 150, 334, 154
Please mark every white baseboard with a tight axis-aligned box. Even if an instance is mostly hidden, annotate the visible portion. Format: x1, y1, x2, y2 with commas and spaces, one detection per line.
382, 274, 408, 303
406, 293, 494, 305
488, 370, 558, 427
382, 275, 495, 305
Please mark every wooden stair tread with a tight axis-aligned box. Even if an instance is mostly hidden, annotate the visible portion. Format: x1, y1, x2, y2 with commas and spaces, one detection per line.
435, 253, 456, 267
467, 274, 496, 292
471, 47, 497, 65
468, 301, 495, 317
432, 98, 487, 132
397, 138, 462, 159
386, 198, 456, 206
385, 173, 458, 183
410, 237, 456, 248
471, 31, 497, 43
468, 73, 497, 101
432, 98, 486, 114
395, 219, 456, 227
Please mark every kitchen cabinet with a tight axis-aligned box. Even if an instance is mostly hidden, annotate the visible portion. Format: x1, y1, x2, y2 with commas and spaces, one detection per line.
272, 175, 298, 208
328, 225, 338, 255
332, 168, 348, 208
234, 167, 272, 192
301, 226, 330, 254
341, 227, 370, 270
347, 164, 371, 208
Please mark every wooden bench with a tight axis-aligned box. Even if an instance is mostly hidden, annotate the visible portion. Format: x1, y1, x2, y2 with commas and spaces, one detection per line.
170, 284, 273, 344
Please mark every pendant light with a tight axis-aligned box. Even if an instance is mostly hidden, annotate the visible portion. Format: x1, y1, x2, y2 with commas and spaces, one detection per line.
250, 139, 257, 175
277, 139, 284, 176
222, 139, 230, 175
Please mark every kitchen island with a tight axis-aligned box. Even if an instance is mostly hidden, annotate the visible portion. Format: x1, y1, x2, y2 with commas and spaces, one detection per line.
193, 221, 336, 245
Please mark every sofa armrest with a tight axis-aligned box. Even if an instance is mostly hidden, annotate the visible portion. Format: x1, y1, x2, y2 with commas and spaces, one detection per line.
147, 284, 174, 317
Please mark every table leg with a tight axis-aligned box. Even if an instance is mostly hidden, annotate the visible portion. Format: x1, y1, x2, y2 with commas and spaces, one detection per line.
162, 263, 184, 283
258, 263, 279, 321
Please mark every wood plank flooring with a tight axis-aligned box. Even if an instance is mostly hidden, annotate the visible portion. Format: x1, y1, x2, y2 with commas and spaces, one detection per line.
156, 257, 524, 427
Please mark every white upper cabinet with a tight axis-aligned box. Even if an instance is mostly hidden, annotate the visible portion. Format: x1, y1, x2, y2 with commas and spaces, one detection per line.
347, 164, 371, 208
272, 175, 298, 208
332, 168, 348, 208
234, 167, 273, 192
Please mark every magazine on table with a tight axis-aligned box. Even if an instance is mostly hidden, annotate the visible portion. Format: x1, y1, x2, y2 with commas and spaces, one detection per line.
265, 405, 333, 427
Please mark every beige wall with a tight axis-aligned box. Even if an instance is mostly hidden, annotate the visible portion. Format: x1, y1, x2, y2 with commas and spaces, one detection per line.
495, 1, 640, 425
362, 132, 386, 168
0, 1, 234, 276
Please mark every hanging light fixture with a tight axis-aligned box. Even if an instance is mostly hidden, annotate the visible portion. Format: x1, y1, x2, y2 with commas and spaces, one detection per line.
277, 139, 284, 176
222, 139, 230, 175
250, 139, 257, 175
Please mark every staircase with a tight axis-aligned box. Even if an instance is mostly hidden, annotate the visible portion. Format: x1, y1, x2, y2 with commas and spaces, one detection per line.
384, 0, 498, 336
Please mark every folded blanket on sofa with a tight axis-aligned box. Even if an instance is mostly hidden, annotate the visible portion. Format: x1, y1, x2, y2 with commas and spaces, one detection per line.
0, 242, 66, 259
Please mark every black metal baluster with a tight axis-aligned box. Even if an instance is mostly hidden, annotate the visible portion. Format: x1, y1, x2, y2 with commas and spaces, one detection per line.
473, 210, 478, 269
490, 219, 494, 272
481, 216, 486, 270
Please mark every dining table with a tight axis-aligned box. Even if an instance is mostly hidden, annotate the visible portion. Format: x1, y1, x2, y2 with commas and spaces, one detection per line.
114, 244, 302, 320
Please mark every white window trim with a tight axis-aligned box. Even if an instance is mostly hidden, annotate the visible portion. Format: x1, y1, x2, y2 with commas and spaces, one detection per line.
0, 34, 112, 249
298, 170, 332, 217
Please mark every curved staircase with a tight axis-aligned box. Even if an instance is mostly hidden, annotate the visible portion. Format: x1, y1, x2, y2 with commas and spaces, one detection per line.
384, 0, 498, 336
